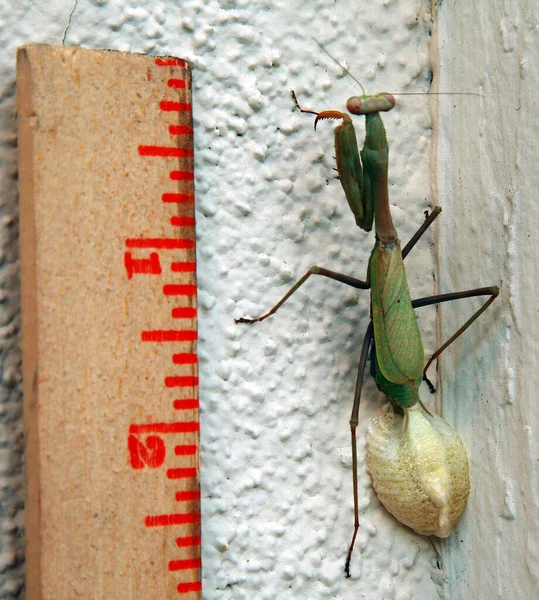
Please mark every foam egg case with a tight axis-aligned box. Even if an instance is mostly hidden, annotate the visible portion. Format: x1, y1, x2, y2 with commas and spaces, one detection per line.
365, 403, 470, 537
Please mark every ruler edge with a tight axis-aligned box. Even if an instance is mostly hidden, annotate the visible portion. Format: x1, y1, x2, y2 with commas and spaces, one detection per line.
16, 44, 200, 599
17, 44, 42, 600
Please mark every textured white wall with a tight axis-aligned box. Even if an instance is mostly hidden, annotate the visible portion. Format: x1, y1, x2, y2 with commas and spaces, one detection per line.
1, 1, 535, 599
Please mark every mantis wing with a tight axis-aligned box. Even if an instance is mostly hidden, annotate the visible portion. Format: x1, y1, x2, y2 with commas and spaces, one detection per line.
370, 243, 425, 384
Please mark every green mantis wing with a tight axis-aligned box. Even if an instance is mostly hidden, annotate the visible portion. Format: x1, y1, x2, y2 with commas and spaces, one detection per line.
370, 242, 425, 384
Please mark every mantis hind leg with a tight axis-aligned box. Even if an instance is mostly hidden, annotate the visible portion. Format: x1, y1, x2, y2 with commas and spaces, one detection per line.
345, 284, 498, 576
345, 321, 374, 578
412, 286, 500, 391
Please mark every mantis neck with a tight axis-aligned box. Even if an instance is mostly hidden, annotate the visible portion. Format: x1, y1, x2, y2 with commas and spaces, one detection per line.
364, 113, 398, 244
374, 182, 398, 245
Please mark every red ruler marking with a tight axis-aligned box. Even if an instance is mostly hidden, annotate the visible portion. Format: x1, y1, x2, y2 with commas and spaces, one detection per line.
171, 308, 197, 319
175, 445, 197, 456
178, 582, 202, 594
167, 468, 197, 480
176, 490, 200, 501
162, 192, 195, 204
169, 559, 202, 571
171, 262, 197, 273
124, 252, 162, 279
165, 376, 198, 388
177, 536, 201, 548
138, 145, 193, 158
168, 79, 187, 89
160, 100, 191, 112
129, 422, 199, 435
173, 353, 198, 364
169, 125, 194, 136
125, 55, 200, 597
170, 171, 194, 181
171, 216, 196, 227
141, 330, 198, 342
145, 513, 200, 527
174, 399, 199, 410
126, 238, 194, 250
155, 58, 186, 67
163, 284, 197, 296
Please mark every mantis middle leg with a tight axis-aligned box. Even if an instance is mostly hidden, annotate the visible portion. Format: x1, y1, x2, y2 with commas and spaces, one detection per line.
235, 208, 443, 325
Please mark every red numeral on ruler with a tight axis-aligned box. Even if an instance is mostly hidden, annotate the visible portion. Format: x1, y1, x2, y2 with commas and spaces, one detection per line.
126, 57, 200, 595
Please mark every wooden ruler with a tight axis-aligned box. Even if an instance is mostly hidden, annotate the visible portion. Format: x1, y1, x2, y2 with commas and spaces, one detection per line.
17, 45, 201, 599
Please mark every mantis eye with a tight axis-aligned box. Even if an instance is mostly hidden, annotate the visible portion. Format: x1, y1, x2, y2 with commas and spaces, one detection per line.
346, 96, 363, 114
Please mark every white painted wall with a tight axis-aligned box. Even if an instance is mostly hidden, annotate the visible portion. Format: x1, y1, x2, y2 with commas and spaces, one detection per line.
0, 1, 536, 598
437, 1, 539, 598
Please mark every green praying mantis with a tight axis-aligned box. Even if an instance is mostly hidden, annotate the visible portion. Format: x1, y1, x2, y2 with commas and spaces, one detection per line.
236, 79, 499, 577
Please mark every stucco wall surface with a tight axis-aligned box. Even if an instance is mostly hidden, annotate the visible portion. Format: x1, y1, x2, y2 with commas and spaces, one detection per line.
0, 1, 536, 599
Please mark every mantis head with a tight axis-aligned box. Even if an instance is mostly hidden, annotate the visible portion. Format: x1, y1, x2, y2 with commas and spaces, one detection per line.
346, 92, 396, 116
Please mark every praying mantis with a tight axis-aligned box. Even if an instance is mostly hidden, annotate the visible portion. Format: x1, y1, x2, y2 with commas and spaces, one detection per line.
236, 83, 499, 577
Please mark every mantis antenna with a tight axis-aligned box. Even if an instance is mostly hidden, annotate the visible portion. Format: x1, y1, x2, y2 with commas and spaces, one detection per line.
311, 37, 366, 95
312, 37, 483, 99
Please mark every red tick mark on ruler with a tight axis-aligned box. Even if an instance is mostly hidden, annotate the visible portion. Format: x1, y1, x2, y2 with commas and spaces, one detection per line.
171, 262, 196, 273
170, 170, 194, 180
145, 513, 200, 527
130, 422, 200, 434
175, 445, 197, 456
155, 58, 186, 67
174, 399, 199, 410
173, 353, 198, 364
169, 125, 193, 136
178, 582, 203, 594
126, 238, 194, 249
172, 307, 197, 319
163, 284, 197, 296
141, 329, 197, 342
169, 558, 201, 571
176, 490, 201, 501
168, 79, 187, 89
167, 467, 197, 480
177, 536, 201, 548
165, 376, 198, 388
138, 144, 193, 158
160, 100, 191, 112
171, 216, 195, 227
162, 192, 194, 204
